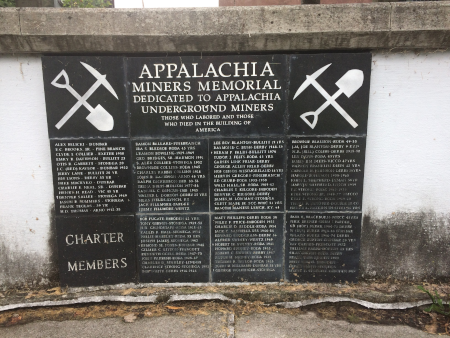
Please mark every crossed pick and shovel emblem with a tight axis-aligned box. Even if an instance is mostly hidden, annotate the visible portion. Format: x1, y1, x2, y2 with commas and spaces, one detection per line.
52, 62, 118, 131
293, 63, 364, 129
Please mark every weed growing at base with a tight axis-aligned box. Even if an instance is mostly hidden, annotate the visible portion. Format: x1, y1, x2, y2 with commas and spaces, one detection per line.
417, 285, 450, 316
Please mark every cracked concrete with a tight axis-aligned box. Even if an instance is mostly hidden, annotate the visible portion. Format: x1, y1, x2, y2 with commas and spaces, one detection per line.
0, 314, 230, 338
236, 312, 435, 338
0, 311, 437, 338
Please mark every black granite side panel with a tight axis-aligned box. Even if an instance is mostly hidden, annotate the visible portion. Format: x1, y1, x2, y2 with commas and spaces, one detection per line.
133, 139, 209, 213
127, 55, 287, 138
286, 213, 361, 283
210, 138, 285, 212
50, 139, 133, 215
42, 56, 128, 139
287, 137, 366, 212
288, 53, 371, 136
56, 215, 136, 287
137, 214, 210, 283
212, 213, 283, 282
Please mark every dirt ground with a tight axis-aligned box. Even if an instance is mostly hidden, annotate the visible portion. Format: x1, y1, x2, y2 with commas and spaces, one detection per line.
1, 281, 449, 335
0, 300, 449, 335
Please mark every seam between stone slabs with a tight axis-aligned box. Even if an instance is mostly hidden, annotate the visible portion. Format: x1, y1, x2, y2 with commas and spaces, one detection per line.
389, 2, 393, 32
0, 294, 432, 313
17, 8, 22, 36
227, 313, 235, 338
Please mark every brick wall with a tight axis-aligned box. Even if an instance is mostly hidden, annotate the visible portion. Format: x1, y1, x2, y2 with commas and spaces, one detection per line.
219, 0, 372, 5
219, 0, 302, 6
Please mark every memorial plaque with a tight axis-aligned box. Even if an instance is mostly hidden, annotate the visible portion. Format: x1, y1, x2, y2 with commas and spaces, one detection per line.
288, 53, 371, 136
133, 139, 209, 213
42, 56, 128, 139
287, 137, 366, 211
137, 214, 210, 283
286, 213, 361, 283
212, 213, 283, 282
127, 55, 287, 137
41, 53, 372, 286
56, 215, 136, 287
50, 139, 133, 215
210, 138, 285, 212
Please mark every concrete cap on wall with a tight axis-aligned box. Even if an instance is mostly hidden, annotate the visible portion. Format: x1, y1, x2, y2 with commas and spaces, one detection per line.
0, 2, 449, 53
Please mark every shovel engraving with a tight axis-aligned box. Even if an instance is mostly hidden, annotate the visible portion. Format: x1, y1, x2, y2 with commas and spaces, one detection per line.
294, 64, 364, 129
52, 62, 118, 131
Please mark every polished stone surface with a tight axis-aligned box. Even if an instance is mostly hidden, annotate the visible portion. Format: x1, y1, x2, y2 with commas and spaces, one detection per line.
50, 139, 133, 215
42, 56, 128, 139
127, 55, 287, 138
133, 139, 209, 213
286, 136, 366, 212
286, 213, 361, 283
288, 53, 371, 136
42, 53, 371, 286
211, 213, 284, 282
210, 138, 285, 212
56, 215, 136, 287
137, 214, 210, 283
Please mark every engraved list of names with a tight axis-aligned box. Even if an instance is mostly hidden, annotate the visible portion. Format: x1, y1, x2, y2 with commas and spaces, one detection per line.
42, 53, 371, 286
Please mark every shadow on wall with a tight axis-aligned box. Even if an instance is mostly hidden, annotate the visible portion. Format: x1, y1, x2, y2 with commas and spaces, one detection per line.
360, 210, 450, 282
0, 204, 59, 290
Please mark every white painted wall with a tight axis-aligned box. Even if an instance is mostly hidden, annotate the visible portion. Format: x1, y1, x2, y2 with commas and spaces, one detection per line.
363, 52, 450, 217
0, 51, 449, 285
0, 55, 54, 256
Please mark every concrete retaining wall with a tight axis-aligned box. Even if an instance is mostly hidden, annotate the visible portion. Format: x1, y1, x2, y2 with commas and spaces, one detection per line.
0, 3, 449, 288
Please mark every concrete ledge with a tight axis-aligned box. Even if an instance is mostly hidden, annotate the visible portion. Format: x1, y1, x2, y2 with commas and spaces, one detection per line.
0, 8, 20, 36
390, 2, 450, 48
0, 3, 449, 53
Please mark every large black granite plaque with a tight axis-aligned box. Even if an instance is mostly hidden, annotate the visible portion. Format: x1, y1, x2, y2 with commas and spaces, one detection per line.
288, 53, 371, 136
50, 139, 133, 215
42, 56, 128, 138
133, 139, 209, 213
212, 213, 283, 282
137, 214, 210, 283
127, 55, 287, 137
56, 215, 136, 287
42, 53, 372, 286
286, 213, 361, 283
287, 137, 366, 211
210, 138, 285, 212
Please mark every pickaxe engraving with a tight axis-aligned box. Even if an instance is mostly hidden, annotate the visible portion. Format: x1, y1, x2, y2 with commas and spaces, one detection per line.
52, 62, 118, 131
293, 63, 364, 129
